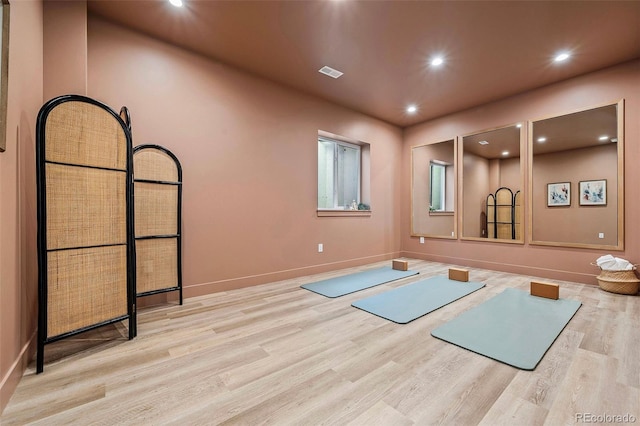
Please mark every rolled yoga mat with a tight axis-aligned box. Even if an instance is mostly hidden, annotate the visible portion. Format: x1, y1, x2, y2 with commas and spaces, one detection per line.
431, 287, 581, 370
351, 275, 485, 324
301, 266, 418, 298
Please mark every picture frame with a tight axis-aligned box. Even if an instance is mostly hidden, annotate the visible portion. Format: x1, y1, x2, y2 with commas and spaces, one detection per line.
579, 179, 607, 206
547, 182, 570, 207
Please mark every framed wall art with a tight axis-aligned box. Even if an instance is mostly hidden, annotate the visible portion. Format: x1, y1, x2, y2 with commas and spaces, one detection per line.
579, 179, 606, 206
547, 182, 570, 207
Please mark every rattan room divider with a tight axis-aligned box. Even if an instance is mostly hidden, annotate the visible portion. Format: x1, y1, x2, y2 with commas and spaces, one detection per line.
120, 106, 131, 132
36, 95, 137, 373
485, 187, 519, 240
133, 144, 183, 303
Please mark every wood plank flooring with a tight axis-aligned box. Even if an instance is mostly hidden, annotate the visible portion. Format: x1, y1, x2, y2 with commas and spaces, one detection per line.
2, 259, 639, 425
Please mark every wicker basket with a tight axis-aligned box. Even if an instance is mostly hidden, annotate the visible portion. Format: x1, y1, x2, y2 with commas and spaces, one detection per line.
596, 268, 640, 295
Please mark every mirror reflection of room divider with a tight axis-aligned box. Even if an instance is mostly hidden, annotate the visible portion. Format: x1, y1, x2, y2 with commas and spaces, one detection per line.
485, 188, 519, 240
133, 145, 183, 304
461, 123, 524, 243
36, 95, 136, 373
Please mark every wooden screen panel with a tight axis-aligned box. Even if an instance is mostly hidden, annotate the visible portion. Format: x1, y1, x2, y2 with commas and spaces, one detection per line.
36, 95, 135, 373
514, 191, 522, 240
496, 188, 514, 240
133, 144, 182, 301
46, 164, 126, 249
134, 183, 178, 237
47, 246, 128, 337
134, 148, 179, 182
486, 194, 495, 238
45, 101, 127, 170
136, 239, 178, 294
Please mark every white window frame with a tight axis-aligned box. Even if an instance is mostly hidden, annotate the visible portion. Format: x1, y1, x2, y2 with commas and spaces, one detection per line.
429, 161, 447, 212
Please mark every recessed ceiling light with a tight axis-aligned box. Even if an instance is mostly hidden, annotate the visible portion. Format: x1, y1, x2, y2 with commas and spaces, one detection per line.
430, 56, 444, 67
319, 66, 344, 79
169, 0, 183, 7
598, 135, 609, 141
478, 140, 489, 145
406, 105, 418, 114
537, 136, 547, 143
611, 138, 618, 143
554, 52, 570, 63
516, 123, 522, 128
502, 151, 509, 156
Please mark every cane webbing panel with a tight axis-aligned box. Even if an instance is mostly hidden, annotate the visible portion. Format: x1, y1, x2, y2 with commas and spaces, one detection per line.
134, 149, 179, 182
514, 191, 522, 240
47, 245, 128, 337
136, 238, 178, 293
45, 164, 126, 250
496, 188, 513, 209
496, 189, 513, 240
486, 194, 495, 238
134, 182, 178, 237
45, 101, 127, 170
133, 145, 181, 299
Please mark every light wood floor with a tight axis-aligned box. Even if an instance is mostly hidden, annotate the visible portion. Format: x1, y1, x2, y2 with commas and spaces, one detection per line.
2, 259, 639, 425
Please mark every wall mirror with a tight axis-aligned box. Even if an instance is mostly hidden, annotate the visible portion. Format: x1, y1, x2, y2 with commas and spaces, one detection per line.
529, 101, 623, 249
461, 123, 524, 243
411, 139, 456, 238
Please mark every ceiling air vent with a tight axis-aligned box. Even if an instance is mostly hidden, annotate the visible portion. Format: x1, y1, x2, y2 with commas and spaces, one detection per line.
319, 66, 344, 79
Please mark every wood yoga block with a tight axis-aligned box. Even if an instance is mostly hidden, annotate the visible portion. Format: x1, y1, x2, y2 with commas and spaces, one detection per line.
530, 281, 559, 300
449, 268, 469, 282
392, 259, 409, 271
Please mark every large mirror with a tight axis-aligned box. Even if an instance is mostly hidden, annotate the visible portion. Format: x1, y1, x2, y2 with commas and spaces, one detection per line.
529, 101, 623, 249
411, 139, 456, 238
461, 123, 524, 242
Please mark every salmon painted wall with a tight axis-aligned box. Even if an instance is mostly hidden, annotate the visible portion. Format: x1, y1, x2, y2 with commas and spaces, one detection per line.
87, 17, 403, 297
0, 0, 43, 413
43, 0, 87, 100
402, 60, 640, 284
532, 144, 618, 246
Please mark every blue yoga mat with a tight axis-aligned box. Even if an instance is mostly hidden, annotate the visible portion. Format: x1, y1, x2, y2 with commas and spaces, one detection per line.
431, 287, 581, 370
352, 276, 485, 324
301, 267, 419, 298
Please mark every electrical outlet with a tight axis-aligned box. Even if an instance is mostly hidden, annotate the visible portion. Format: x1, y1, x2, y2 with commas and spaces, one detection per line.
451, 231, 454, 237
598, 233, 604, 239
318, 243, 323, 253
419, 237, 425, 244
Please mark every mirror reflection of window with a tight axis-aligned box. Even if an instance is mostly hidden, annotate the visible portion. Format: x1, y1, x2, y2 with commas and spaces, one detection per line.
411, 139, 456, 238
429, 161, 448, 212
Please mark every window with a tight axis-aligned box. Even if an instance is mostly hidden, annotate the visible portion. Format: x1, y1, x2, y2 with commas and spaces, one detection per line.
318, 137, 360, 209
317, 131, 370, 215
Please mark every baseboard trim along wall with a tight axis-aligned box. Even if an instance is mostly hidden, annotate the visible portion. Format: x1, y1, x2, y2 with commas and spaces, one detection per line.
400, 251, 598, 286
184, 252, 403, 298
1, 331, 37, 414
